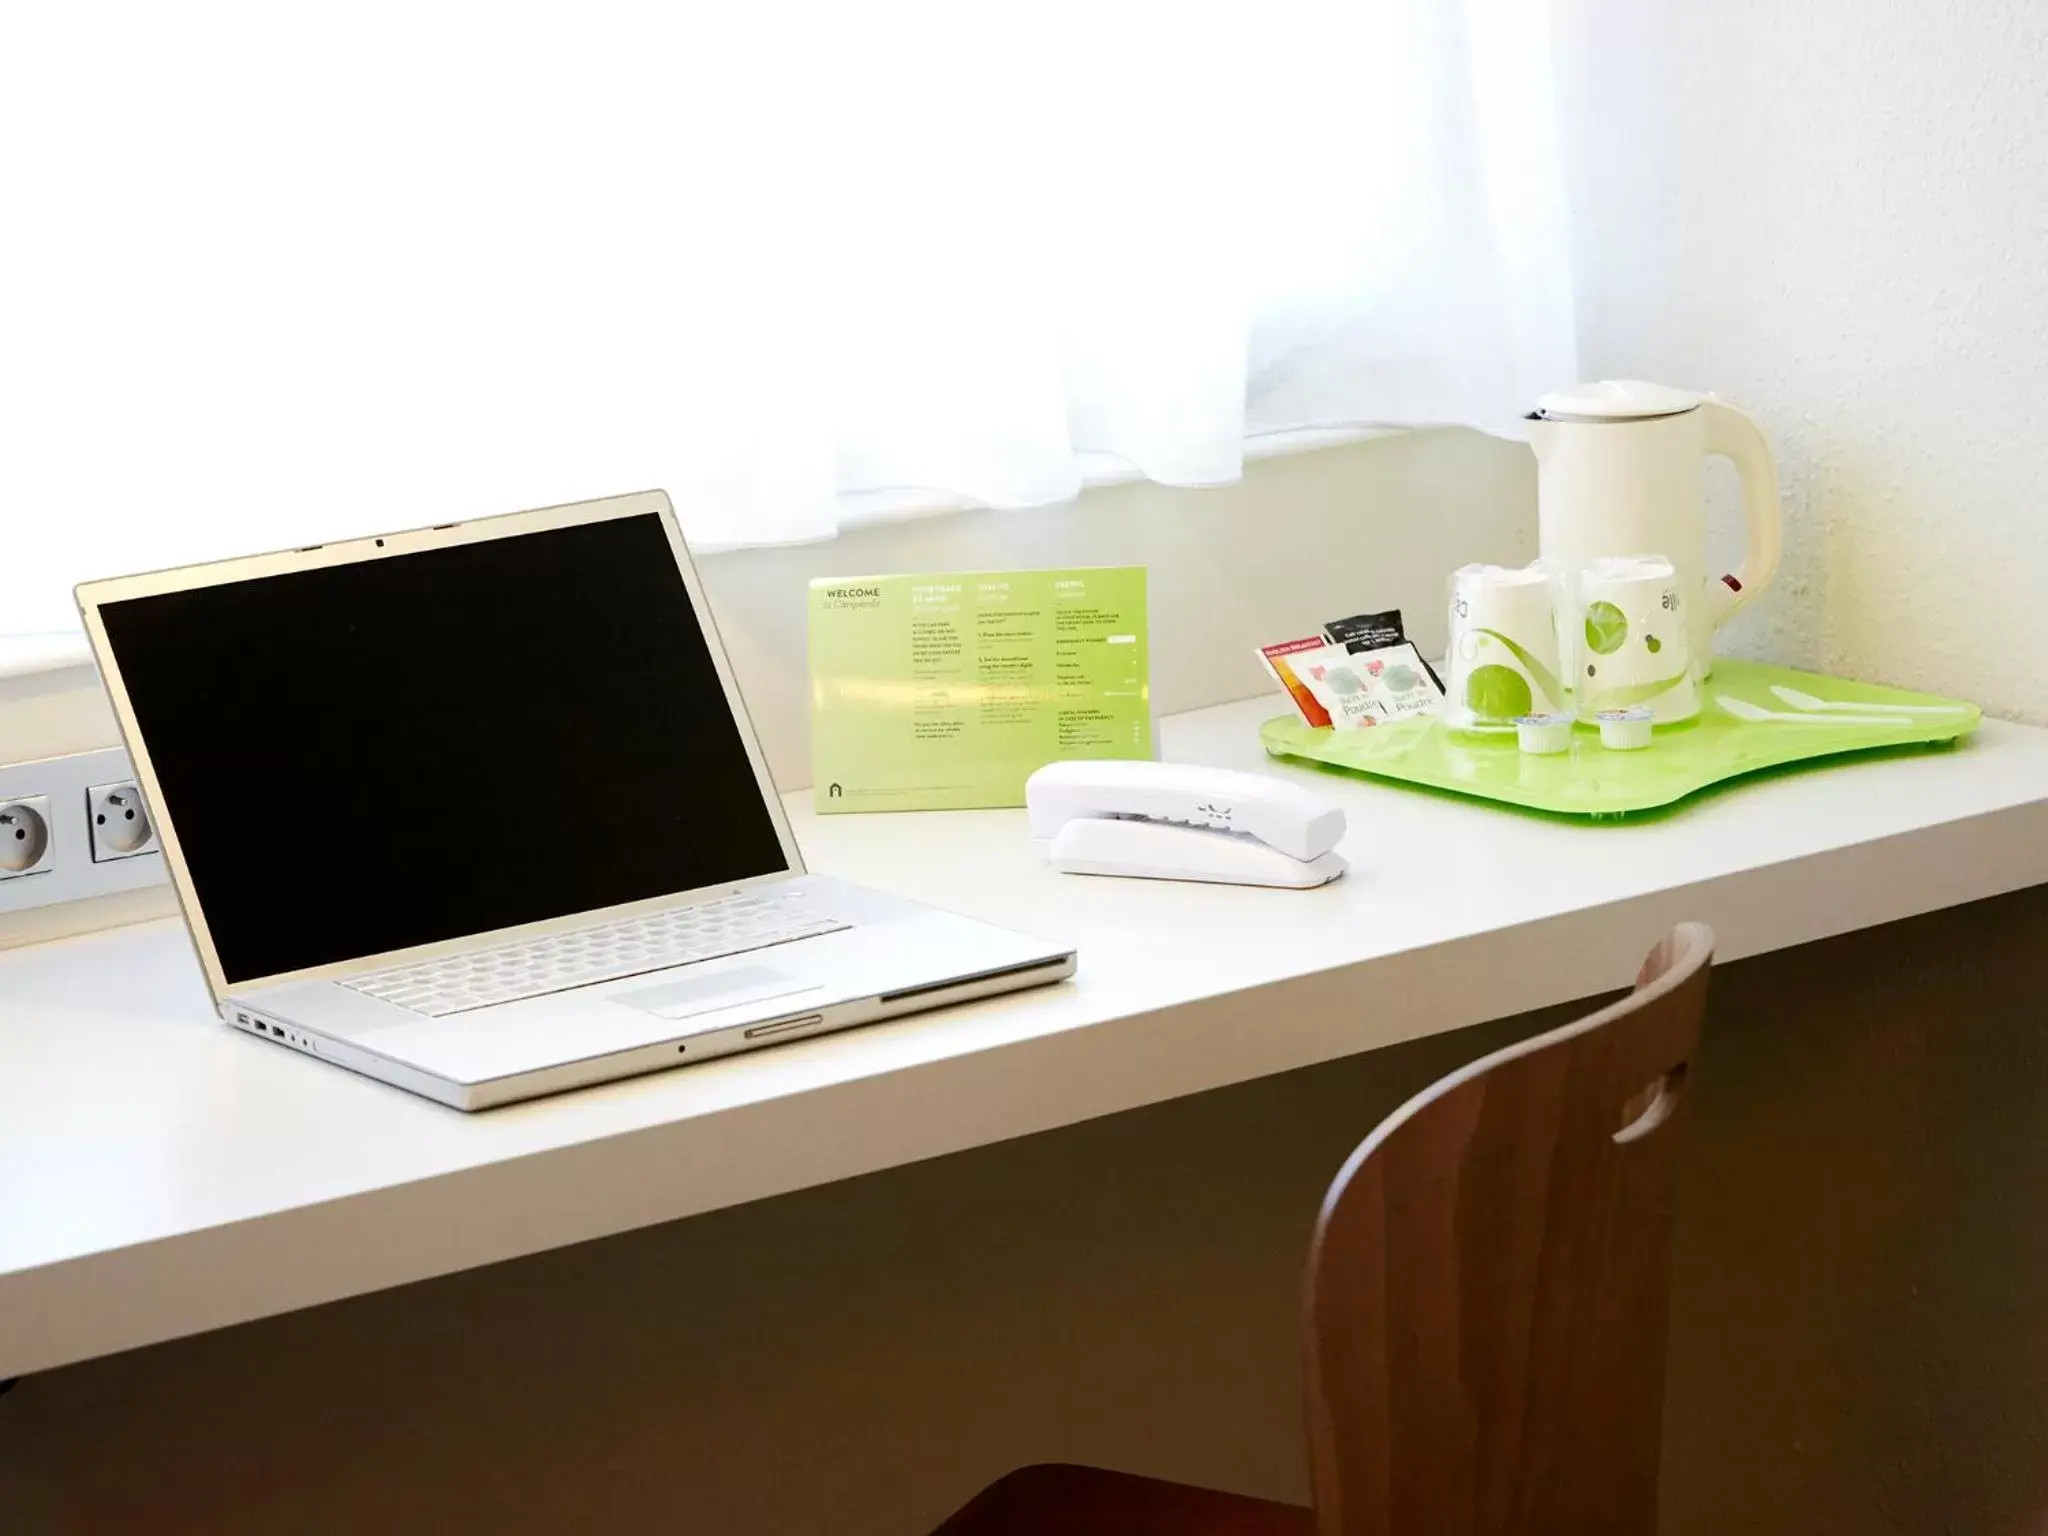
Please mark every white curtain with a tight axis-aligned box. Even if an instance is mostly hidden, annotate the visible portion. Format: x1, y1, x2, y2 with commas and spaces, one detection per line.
1, 1, 1574, 638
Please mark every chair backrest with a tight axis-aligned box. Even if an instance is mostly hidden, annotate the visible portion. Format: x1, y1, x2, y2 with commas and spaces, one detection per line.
1301, 923, 1714, 1536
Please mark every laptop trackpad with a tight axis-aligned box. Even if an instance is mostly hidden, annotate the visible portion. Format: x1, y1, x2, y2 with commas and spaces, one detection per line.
613, 965, 820, 1021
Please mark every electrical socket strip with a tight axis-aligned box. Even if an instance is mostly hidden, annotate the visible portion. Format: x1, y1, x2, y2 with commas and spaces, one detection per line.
0, 747, 171, 914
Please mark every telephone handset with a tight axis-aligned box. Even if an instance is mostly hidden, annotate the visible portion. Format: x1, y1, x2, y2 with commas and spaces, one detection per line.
1024, 760, 1347, 889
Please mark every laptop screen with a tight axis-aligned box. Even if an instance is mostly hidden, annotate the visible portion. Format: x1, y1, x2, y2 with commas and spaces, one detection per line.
95, 511, 793, 985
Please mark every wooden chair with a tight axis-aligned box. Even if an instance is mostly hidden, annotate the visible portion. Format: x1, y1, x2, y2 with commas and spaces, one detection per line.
930, 923, 1714, 1536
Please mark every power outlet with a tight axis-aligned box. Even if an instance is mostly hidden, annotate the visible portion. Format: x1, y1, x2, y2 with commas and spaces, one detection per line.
0, 749, 169, 916
0, 796, 55, 880
86, 781, 160, 862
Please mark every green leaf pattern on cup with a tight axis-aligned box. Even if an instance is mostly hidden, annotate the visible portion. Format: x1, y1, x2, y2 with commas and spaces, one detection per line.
1582, 670, 1689, 712
1464, 663, 1532, 722
1471, 628, 1564, 714
1584, 601, 1628, 656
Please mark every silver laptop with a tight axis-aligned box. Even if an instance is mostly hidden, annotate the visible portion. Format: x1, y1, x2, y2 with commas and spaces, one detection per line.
76, 490, 1075, 1110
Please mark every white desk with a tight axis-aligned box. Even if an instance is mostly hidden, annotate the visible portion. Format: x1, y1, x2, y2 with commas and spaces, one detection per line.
5, 695, 2048, 1380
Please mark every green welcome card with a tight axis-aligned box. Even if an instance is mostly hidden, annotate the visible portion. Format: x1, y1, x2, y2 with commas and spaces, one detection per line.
809, 567, 1151, 812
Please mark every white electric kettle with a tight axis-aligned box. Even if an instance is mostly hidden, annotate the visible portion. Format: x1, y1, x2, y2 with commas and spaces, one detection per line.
1528, 380, 1782, 675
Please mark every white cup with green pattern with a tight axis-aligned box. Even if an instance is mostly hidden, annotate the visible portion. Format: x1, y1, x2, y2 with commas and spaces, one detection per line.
1574, 555, 1699, 724
1446, 563, 1568, 732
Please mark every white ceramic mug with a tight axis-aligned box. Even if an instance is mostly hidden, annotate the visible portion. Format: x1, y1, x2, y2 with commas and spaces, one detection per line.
1446, 563, 1567, 731
1573, 555, 1698, 724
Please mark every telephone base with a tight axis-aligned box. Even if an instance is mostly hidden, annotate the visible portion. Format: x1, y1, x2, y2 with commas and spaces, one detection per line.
1047, 816, 1346, 889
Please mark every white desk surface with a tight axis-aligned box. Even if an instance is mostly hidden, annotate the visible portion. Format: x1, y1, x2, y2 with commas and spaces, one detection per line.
5, 695, 2048, 1378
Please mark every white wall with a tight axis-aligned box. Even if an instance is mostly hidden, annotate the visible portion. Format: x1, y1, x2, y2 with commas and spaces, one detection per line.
1553, 0, 2048, 722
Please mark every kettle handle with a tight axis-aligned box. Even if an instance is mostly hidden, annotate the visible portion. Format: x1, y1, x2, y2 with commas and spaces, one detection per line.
1697, 398, 1782, 629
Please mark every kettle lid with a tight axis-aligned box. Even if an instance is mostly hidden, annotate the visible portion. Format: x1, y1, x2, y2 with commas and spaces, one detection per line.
1535, 379, 1699, 421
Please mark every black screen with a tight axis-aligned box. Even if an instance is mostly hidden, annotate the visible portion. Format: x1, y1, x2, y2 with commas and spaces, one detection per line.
97, 513, 791, 983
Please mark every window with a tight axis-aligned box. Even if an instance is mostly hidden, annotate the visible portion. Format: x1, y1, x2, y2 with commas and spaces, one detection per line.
2, 2, 1573, 638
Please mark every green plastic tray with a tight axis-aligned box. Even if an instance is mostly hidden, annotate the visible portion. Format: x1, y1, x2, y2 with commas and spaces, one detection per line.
1261, 659, 1981, 819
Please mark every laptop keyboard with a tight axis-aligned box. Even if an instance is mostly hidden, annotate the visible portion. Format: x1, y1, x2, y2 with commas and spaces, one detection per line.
343, 894, 850, 1018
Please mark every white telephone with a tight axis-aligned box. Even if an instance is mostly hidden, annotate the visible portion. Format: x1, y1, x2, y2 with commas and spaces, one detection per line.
1024, 760, 1348, 889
